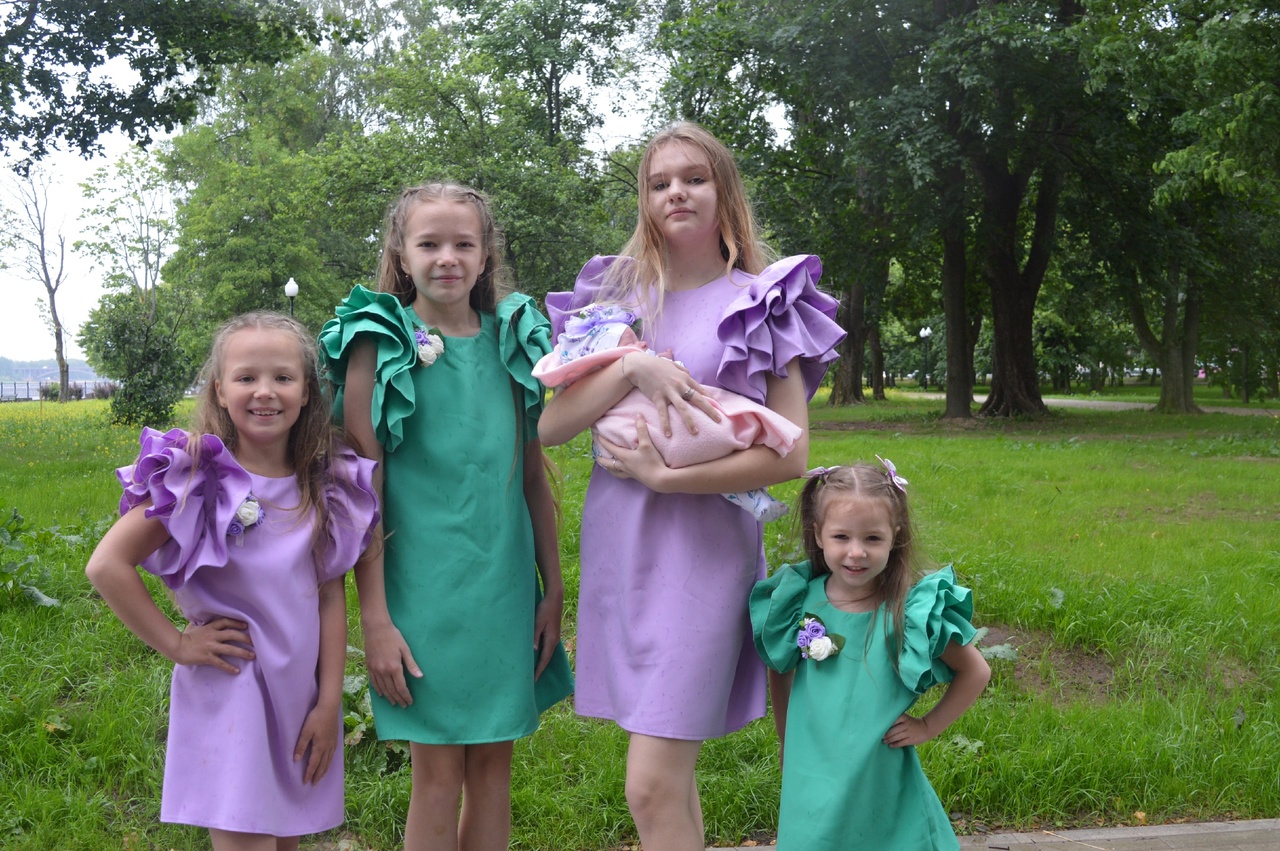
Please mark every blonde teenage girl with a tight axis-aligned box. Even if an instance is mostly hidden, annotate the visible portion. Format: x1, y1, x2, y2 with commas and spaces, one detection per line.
319, 182, 572, 850
750, 461, 991, 850
538, 122, 845, 850
86, 313, 379, 851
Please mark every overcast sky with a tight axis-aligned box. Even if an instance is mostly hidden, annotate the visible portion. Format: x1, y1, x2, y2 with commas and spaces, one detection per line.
2, 135, 131, 363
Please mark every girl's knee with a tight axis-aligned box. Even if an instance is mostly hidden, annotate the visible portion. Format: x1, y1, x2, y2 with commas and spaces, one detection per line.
463, 741, 514, 791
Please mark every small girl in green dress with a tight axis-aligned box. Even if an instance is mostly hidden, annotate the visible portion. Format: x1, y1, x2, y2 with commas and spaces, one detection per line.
320, 183, 573, 850
750, 459, 991, 850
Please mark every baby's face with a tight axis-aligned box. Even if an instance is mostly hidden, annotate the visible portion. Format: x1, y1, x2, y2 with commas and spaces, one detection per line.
616, 326, 641, 347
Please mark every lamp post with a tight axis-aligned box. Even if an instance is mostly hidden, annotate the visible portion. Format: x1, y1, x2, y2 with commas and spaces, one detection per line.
284, 278, 299, 317
919, 326, 933, 390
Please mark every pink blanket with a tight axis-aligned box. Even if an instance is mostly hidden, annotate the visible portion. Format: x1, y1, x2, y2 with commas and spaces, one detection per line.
533, 344, 800, 468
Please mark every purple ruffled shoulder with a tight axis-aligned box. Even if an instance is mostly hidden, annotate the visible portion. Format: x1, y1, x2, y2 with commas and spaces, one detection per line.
318, 444, 380, 584
116, 427, 253, 589
897, 566, 978, 695
546, 255, 632, 339
716, 255, 845, 404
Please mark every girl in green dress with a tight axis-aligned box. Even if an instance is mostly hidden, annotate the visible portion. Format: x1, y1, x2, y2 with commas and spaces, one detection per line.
320, 183, 572, 850
750, 460, 991, 850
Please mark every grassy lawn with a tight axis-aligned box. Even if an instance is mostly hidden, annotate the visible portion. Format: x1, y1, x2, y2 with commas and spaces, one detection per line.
2, 397, 1278, 849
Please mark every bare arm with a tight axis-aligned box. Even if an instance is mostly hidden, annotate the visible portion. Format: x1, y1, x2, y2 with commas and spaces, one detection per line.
523, 439, 565, 679
599, 358, 811, 495
343, 338, 421, 706
294, 576, 347, 783
882, 639, 991, 748
769, 669, 794, 758
85, 504, 255, 674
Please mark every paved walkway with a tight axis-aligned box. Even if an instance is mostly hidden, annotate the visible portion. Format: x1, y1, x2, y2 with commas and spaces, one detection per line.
915, 392, 1278, 416
711, 818, 1280, 850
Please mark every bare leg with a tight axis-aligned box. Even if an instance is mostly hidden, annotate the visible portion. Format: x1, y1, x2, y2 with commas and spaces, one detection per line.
404, 743, 465, 851
458, 740, 515, 851
208, 829, 283, 851
625, 733, 705, 851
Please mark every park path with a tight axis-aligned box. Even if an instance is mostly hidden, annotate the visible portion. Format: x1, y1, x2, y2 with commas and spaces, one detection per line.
918, 393, 1278, 416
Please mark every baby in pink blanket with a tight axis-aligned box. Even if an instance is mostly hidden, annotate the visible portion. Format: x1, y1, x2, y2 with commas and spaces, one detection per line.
533, 303, 799, 521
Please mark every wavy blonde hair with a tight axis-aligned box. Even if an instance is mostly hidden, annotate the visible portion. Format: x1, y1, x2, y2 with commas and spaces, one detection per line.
374, 182, 513, 312
192, 311, 350, 578
602, 122, 774, 317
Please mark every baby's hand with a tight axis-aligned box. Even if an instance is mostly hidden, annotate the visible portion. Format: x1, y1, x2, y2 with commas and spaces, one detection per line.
175, 617, 254, 674
294, 704, 339, 784
882, 713, 934, 748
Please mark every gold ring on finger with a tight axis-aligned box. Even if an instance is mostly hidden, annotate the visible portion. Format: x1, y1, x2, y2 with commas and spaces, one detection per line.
681, 387, 696, 401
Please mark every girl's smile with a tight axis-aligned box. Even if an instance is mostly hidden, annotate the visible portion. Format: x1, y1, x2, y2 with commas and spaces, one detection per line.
399, 199, 487, 327
818, 495, 898, 610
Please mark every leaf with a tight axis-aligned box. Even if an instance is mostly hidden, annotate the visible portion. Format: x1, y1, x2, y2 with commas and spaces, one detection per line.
971, 626, 989, 645
22, 585, 60, 607
1048, 587, 1066, 609
980, 643, 1019, 662
1233, 705, 1246, 729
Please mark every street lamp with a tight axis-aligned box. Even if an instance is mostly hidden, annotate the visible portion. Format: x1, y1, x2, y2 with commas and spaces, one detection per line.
918, 326, 933, 390
284, 278, 299, 316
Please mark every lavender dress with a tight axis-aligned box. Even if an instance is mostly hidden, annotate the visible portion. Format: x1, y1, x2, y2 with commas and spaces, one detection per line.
545, 255, 844, 739
117, 428, 379, 835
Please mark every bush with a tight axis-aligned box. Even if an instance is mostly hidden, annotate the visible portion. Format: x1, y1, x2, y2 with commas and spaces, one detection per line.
91, 381, 118, 400
39, 382, 59, 401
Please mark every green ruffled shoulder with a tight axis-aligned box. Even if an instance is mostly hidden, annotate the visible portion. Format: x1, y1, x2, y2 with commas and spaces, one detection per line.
898, 566, 977, 695
318, 285, 418, 453
494, 292, 553, 437
750, 560, 821, 673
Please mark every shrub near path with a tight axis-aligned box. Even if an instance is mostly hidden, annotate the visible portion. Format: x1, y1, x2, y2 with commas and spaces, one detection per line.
1, 399, 1277, 849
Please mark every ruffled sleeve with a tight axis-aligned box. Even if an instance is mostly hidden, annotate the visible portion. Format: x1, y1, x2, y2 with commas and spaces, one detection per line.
318, 285, 418, 453
495, 292, 554, 439
317, 444, 381, 584
897, 566, 978, 695
716, 255, 845, 404
545, 256, 628, 339
116, 427, 253, 590
749, 560, 820, 673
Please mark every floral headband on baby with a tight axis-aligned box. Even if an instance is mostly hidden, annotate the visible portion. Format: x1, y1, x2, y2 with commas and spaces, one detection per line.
803, 456, 909, 493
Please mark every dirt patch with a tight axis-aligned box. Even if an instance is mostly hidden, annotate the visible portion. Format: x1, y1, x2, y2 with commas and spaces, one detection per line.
978, 625, 1115, 705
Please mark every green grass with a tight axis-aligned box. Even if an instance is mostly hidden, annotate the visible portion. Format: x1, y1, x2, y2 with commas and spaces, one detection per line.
2, 397, 1278, 848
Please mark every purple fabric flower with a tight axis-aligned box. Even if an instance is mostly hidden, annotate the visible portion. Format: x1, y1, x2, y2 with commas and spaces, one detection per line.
414, 327, 429, 347
797, 631, 812, 650
228, 519, 245, 537
804, 620, 827, 640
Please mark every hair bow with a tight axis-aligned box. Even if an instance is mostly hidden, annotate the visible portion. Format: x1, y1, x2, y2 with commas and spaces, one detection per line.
803, 466, 838, 480
876, 455, 908, 492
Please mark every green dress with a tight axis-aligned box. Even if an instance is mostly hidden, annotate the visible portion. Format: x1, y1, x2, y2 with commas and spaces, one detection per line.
320, 285, 573, 744
750, 561, 976, 850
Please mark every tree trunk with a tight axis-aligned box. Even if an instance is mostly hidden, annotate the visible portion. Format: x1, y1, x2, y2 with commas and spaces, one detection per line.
974, 157, 1058, 417
1125, 269, 1202, 414
940, 217, 971, 419
869, 326, 886, 401
830, 263, 868, 406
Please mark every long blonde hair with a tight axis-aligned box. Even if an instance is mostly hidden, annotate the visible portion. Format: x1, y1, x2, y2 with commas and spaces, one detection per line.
602, 122, 774, 316
798, 463, 920, 662
192, 311, 348, 577
374, 182, 513, 312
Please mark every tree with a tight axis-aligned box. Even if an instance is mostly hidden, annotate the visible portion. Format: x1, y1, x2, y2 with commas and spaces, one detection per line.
0, 0, 336, 162
0, 169, 72, 399
76, 147, 195, 425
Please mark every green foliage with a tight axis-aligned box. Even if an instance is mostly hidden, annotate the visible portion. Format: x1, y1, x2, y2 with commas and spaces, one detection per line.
79, 291, 194, 427
0, 0, 347, 162
1, 508, 58, 607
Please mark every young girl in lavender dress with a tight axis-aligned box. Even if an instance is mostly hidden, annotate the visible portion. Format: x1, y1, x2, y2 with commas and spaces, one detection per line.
750, 461, 991, 850
319, 182, 572, 850
538, 122, 845, 850
86, 312, 380, 851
